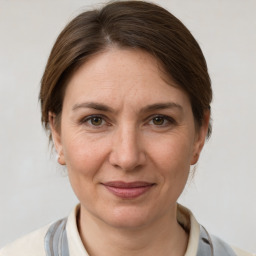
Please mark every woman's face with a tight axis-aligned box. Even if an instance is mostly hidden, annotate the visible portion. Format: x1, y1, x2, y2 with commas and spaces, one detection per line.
51, 48, 208, 229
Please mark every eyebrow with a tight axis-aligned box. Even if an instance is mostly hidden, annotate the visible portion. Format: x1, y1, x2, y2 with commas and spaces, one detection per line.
72, 102, 116, 112
141, 102, 183, 113
72, 101, 183, 113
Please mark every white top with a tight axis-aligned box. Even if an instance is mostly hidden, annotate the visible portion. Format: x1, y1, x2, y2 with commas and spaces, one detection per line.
0, 204, 253, 256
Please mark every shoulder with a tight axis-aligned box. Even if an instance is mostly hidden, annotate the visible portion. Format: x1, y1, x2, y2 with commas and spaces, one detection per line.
0, 206, 79, 256
177, 204, 255, 256
0, 224, 50, 256
232, 246, 255, 256
209, 233, 254, 256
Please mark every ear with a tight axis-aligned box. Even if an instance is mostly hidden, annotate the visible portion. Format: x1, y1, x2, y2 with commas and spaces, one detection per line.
49, 112, 66, 165
190, 110, 210, 165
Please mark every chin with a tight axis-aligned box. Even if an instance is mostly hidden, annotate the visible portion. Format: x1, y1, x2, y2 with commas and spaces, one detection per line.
101, 206, 157, 230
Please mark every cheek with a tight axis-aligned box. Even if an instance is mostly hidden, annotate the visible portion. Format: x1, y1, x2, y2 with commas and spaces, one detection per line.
149, 132, 194, 167
61, 132, 111, 205
61, 129, 111, 185
148, 133, 194, 190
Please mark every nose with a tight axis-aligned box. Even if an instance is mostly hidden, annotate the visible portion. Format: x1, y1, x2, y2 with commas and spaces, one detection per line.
109, 125, 146, 171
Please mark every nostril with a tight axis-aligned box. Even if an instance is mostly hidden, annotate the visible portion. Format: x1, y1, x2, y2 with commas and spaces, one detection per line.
109, 150, 146, 171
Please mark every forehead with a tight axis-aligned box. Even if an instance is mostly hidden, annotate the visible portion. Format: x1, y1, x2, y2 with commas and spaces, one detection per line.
63, 48, 190, 110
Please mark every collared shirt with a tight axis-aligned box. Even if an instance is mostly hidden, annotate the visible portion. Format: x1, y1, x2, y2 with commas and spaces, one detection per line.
0, 204, 254, 256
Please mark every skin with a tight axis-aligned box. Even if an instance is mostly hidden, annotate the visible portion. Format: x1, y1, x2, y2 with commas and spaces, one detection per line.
50, 48, 209, 256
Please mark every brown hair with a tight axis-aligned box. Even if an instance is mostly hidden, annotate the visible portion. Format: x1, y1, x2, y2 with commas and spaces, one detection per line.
40, 0, 212, 139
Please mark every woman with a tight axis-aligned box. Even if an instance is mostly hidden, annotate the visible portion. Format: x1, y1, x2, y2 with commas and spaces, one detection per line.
0, 1, 254, 255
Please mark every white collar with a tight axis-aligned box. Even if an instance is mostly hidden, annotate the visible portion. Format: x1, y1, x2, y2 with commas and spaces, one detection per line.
66, 204, 201, 256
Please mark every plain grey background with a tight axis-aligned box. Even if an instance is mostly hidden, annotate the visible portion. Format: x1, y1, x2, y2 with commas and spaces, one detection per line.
0, 0, 255, 252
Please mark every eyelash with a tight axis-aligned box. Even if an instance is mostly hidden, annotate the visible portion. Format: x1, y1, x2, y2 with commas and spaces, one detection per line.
79, 114, 176, 128
80, 115, 108, 128
147, 115, 177, 128
79, 115, 109, 129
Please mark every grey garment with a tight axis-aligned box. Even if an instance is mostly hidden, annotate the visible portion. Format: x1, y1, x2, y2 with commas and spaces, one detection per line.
198, 225, 237, 256
44, 218, 237, 256
44, 218, 69, 256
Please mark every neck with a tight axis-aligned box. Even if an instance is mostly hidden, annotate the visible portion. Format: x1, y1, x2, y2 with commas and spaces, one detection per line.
78, 204, 188, 256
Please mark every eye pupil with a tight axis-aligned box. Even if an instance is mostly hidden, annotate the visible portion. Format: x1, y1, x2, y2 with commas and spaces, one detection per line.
153, 117, 164, 125
91, 117, 102, 126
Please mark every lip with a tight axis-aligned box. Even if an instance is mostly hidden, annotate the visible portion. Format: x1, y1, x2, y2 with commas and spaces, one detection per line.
102, 181, 155, 199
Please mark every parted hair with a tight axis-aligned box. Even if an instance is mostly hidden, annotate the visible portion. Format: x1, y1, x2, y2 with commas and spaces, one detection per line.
40, 0, 212, 139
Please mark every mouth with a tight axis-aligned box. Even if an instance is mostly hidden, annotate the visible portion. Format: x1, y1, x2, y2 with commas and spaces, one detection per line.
102, 181, 155, 199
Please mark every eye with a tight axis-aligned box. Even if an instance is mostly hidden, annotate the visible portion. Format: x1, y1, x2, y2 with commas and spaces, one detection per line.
90, 116, 103, 126
80, 115, 107, 127
149, 115, 176, 127
152, 116, 165, 125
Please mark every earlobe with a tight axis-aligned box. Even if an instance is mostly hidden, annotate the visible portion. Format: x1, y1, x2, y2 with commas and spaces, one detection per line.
190, 110, 210, 165
49, 112, 66, 165
190, 153, 199, 166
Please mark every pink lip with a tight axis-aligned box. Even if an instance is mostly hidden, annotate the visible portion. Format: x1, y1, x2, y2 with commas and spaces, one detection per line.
102, 181, 154, 199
